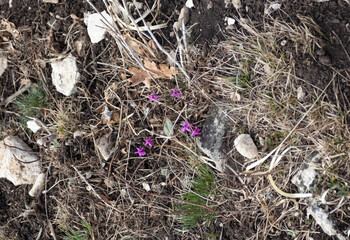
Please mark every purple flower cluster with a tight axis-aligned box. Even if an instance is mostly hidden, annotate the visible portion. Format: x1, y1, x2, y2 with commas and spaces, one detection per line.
148, 89, 183, 103
180, 120, 201, 136
135, 137, 155, 157
136, 89, 201, 157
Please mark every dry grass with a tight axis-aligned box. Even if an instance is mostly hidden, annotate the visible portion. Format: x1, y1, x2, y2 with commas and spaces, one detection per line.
1, 1, 350, 240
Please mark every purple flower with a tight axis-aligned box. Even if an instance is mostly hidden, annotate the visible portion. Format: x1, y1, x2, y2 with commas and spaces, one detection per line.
170, 89, 182, 99
144, 138, 155, 147
191, 126, 201, 136
149, 92, 159, 102
180, 121, 192, 133
135, 147, 146, 156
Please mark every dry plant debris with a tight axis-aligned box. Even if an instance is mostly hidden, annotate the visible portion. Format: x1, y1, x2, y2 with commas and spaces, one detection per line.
127, 59, 177, 88
1, 0, 350, 239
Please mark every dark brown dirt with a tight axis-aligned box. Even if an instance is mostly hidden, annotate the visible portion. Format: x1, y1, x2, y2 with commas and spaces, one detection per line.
155, 0, 228, 44
186, 0, 227, 43
238, 0, 350, 114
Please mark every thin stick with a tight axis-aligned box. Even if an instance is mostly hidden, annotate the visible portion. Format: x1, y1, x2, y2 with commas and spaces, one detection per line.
4, 81, 32, 106
132, 0, 190, 82
72, 165, 123, 213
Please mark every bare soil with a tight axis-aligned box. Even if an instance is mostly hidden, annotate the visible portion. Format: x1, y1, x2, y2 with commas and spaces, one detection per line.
240, 0, 350, 113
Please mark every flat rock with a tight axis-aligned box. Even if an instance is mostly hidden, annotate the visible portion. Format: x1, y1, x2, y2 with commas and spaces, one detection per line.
234, 134, 258, 159
0, 136, 41, 186
51, 54, 80, 96
196, 109, 227, 172
85, 11, 113, 44
307, 200, 346, 240
96, 134, 115, 161
292, 151, 321, 193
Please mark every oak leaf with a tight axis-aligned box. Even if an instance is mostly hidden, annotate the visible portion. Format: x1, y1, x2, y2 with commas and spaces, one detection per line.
127, 59, 177, 88
123, 34, 157, 58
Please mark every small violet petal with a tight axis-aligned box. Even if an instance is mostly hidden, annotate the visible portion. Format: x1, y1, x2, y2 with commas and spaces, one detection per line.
144, 138, 155, 147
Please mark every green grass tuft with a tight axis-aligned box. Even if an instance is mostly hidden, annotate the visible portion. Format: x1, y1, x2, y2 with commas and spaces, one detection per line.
60, 222, 92, 240
14, 83, 47, 120
177, 165, 217, 229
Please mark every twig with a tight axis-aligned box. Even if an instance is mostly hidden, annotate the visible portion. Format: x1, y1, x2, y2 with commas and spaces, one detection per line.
132, 0, 190, 82
48, 220, 57, 240
4, 81, 32, 106
72, 165, 123, 213
13, 154, 40, 164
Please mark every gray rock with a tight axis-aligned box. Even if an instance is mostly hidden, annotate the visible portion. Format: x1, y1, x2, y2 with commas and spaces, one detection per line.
307, 200, 346, 240
0, 136, 41, 186
292, 151, 321, 193
96, 134, 115, 161
196, 109, 227, 172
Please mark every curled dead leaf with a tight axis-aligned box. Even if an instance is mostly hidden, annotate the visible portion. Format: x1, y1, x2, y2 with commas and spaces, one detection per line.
127, 67, 152, 88
123, 34, 156, 58
127, 59, 177, 88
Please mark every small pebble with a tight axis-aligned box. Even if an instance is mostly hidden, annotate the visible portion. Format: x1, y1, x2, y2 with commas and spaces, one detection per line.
319, 55, 331, 65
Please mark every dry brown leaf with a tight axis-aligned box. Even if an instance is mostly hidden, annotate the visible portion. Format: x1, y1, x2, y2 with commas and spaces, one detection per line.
148, 39, 158, 52
128, 67, 152, 88
123, 34, 155, 58
144, 59, 177, 78
99, 194, 116, 205
127, 59, 177, 88
70, 14, 80, 21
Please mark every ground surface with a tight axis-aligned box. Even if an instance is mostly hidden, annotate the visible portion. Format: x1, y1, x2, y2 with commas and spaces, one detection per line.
0, 0, 350, 240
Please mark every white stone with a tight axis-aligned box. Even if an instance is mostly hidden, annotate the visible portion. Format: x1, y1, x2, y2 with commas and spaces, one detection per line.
0, 136, 41, 186
51, 54, 80, 96
85, 11, 113, 44
307, 201, 346, 240
0, 54, 7, 77
185, 0, 194, 8
142, 182, 151, 192
27, 120, 41, 133
265, 2, 281, 15
269, 3, 281, 11
226, 17, 236, 25
234, 134, 258, 159
29, 173, 45, 198
291, 151, 321, 193
96, 134, 115, 161
297, 86, 306, 101
292, 163, 316, 192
